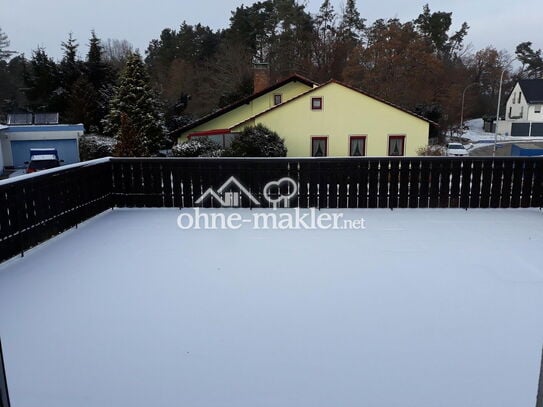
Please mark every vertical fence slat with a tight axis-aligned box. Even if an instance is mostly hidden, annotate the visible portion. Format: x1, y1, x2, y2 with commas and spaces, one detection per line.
470, 160, 483, 208
532, 159, 543, 208
378, 159, 390, 209
510, 160, 524, 208
500, 160, 514, 208
0, 338, 10, 407
449, 159, 462, 208
419, 160, 431, 208
480, 159, 493, 208
521, 160, 535, 208
398, 159, 410, 208
460, 159, 472, 209
490, 160, 504, 208
389, 159, 400, 209
357, 160, 369, 209
429, 160, 441, 208
537, 345, 543, 407
408, 159, 421, 208
439, 160, 451, 208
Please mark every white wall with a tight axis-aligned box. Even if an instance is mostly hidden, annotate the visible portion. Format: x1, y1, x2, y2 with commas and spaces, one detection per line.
0, 125, 83, 167
499, 82, 543, 135
505, 83, 528, 121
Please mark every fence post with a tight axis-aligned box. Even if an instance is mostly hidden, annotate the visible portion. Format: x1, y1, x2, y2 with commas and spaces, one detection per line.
537, 345, 543, 407
0, 339, 10, 407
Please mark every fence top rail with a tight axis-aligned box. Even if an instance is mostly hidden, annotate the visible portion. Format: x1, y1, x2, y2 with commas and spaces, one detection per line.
109, 156, 543, 164
0, 157, 111, 188
2, 155, 542, 189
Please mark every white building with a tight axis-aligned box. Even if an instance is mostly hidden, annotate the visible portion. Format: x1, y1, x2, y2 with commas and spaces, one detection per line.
496, 79, 543, 137
0, 114, 83, 169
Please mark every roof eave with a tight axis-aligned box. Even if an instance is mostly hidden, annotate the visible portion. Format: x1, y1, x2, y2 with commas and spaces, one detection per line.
170, 74, 318, 137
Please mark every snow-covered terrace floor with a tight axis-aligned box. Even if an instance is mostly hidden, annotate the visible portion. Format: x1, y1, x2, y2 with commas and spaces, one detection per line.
1, 208, 543, 407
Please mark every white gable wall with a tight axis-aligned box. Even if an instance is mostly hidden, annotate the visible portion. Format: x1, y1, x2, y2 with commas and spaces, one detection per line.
497, 83, 543, 135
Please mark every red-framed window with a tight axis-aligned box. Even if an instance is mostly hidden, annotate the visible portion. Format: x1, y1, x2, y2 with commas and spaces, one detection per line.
311, 136, 328, 157
349, 135, 366, 156
273, 94, 282, 105
311, 97, 323, 111
388, 135, 405, 156
188, 129, 236, 148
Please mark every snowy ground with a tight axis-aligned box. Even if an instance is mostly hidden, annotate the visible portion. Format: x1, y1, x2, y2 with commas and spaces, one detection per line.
457, 118, 543, 144
1, 208, 543, 407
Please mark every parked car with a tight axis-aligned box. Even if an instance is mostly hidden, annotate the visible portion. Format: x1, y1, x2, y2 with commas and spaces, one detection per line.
446, 143, 469, 157
25, 148, 63, 174
25, 154, 62, 173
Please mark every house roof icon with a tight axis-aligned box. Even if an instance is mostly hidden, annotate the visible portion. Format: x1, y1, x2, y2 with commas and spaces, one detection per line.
195, 176, 261, 207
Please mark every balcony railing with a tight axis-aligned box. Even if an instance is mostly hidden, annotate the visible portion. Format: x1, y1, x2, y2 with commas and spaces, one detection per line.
1, 157, 542, 263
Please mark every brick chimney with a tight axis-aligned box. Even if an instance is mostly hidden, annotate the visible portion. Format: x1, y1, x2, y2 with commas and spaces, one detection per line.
253, 63, 270, 94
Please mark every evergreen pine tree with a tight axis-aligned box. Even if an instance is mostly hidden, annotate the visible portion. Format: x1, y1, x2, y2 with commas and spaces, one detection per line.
0, 27, 16, 61
59, 33, 83, 117
86, 31, 109, 87
103, 52, 166, 156
338, 0, 365, 42
81, 31, 112, 131
24, 47, 62, 112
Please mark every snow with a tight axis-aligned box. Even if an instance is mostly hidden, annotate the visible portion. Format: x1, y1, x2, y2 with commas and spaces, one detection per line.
1, 208, 543, 407
0, 157, 110, 186
460, 118, 543, 144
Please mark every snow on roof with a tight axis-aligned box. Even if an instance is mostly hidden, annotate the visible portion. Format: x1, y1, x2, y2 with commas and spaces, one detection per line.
29, 154, 58, 161
1, 208, 542, 407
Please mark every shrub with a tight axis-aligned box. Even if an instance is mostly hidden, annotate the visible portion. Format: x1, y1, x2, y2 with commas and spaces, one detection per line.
417, 145, 446, 156
172, 137, 224, 157
79, 134, 117, 161
224, 124, 287, 157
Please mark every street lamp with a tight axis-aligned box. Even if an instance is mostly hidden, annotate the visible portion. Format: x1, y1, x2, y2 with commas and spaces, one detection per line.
493, 69, 508, 156
494, 57, 519, 157
460, 82, 479, 141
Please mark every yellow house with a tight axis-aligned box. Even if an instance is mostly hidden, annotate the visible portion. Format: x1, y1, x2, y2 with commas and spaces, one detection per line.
174, 76, 431, 157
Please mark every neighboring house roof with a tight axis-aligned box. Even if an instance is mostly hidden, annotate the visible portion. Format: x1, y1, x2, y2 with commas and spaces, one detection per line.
4, 124, 84, 133
171, 74, 317, 136
231, 79, 435, 129
518, 79, 543, 104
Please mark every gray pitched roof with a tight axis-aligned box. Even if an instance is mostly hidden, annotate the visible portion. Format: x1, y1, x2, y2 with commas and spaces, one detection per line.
518, 79, 543, 104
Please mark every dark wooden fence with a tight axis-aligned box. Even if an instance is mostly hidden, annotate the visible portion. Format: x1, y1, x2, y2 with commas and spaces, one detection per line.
0, 160, 112, 263
538, 345, 543, 407
110, 157, 543, 210
0, 339, 10, 407
1, 156, 542, 262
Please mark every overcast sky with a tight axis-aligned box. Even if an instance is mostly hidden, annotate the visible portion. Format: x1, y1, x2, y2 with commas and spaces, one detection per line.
1, 0, 541, 61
